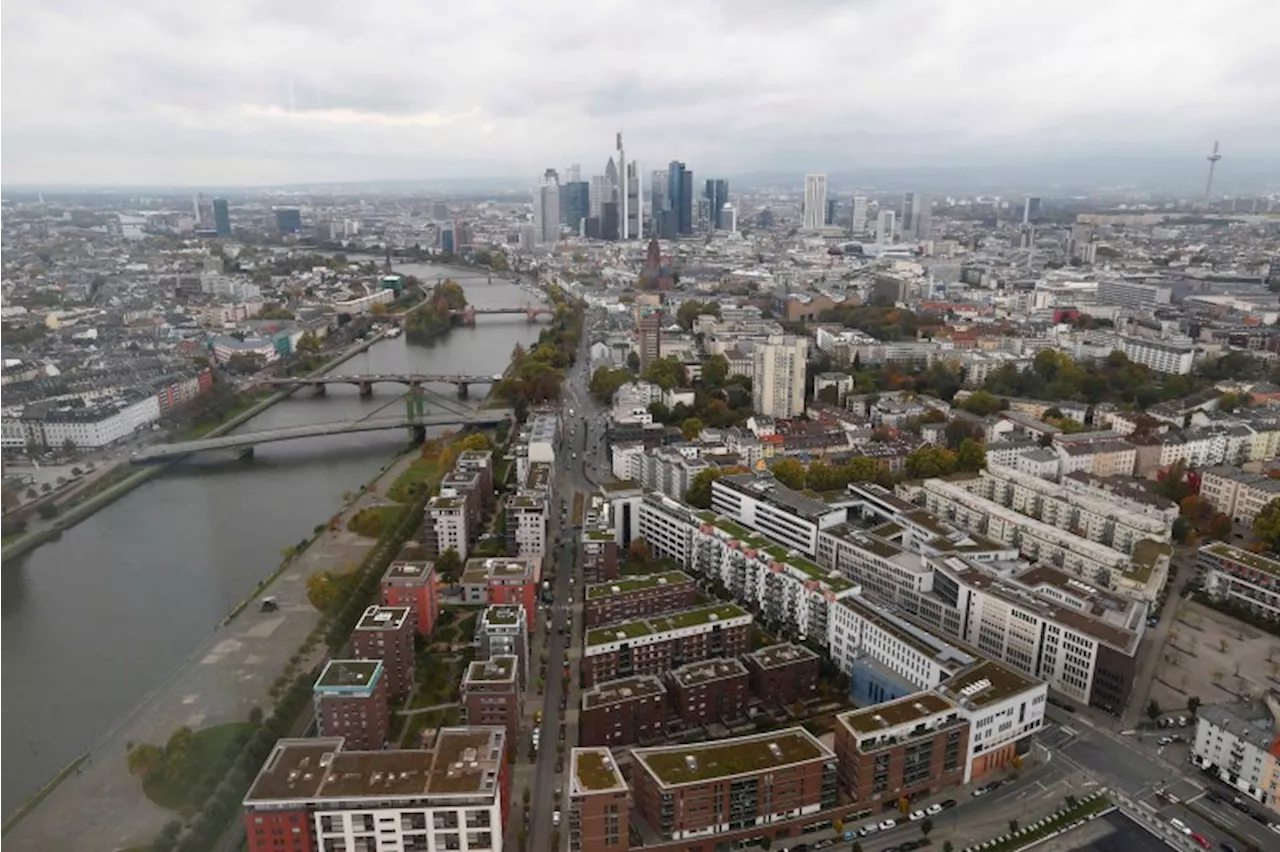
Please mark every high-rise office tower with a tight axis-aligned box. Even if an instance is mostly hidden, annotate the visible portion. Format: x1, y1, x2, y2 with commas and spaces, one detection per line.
825, 198, 838, 226
589, 175, 610, 220
605, 157, 619, 198
616, 134, 629, 239
876, 210, 896, 244
803, 175, 827, 231
851, 195, 868, 234
274, 207, 302, 233
752, 334, 809, 419
565, 164, 581, 183
704, 179, 728, 229
721, 204, 737, 233
1022, 196, 1042, 225
562, 181, 590, 235
900, 192, 930, 240
534, 169, 560, 244
668, 161, 693, 235
601, 201, 619, 241
626, 160, 642, 241
212, 198, 231, 237
650, 170, 667, 217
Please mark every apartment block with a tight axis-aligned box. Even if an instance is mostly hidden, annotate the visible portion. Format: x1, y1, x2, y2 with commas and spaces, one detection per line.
459, 557, 539, 629
582, 603, 752, 686
505, 492, 548, 573
569, 749, 631, 852
381, 554, 439, 636
1200, 466, 1280, 527
744, 643, 821, 709
935, 660, 1046, 781
1198, 543, 1280, 621
1116, 334, 1195, 375
666, 658, 750, 728
461, 656, 521, 750
585, 570, 697, 627
424, 493, 470, 561
1190, 693, 1280, 811
710, 472, 847, 558
350, 606, 415, 697
581, 528, 620, 583
476, 605, 530, 687
632, 445, 712, 501
242, 729, 509, 852
632, 491, 699, 565
580, 675, 669, 747
313, 660, 389, 752
630, 728, 838, 841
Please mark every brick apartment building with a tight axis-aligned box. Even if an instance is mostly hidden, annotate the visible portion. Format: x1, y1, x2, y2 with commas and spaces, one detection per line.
580, 675, 669, 747
581, 528, 620, 583
350, 606, 414, 697
380, 552, 439, 636
460, 656, 521, 750
440, 449, 495, 522
460, 558, 539, 629
631, 728, 839, 841
744, 643, 821, 709
569, 748, 630, 852
833, 692, 970, 808
666, 658, 750, 729
585, 570, 697, 627
313, 659, 389, 751
582, 604, 752, 687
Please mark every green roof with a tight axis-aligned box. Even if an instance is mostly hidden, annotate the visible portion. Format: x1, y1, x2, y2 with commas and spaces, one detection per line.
574, 750, 625, 792
585, 603, 749, 647
700, 513, 854, 592
637, 729, 825, 785
1126, 538, 1172, 583
315, 659, 383, 691
586, 571, 692, 599
1204, 542, 1280, 577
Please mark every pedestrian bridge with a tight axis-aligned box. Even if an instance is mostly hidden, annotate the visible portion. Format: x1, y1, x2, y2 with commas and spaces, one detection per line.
256, 373, 505, 397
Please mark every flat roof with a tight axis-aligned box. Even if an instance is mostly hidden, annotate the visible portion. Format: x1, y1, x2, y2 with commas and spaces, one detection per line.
1127, 538, 1172, 583
461, 557, 535, 583
837, 692, 958, 734
586, 570, 693, 600
464, 656, 516, 682
356, 605, 410, 631
840, 595, 975, 668
717, 473, 836, 520
572, 748, 627, 794
480, 605, 524, 628
583, 675, 667, 709
698, 514, 857, 592
1203, 542, 1280, 577
670, 658, 749, 687
938, 659, 1041, 710
315, 659, 383, 693
585, 603, 750, 648
384, 560, 434, 582
245, 728, 505, 804
747, 642, 820, 670
634, 727, 829, 787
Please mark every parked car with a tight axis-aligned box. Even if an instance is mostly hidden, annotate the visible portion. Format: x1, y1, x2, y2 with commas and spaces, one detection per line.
1171, 818, 1192, 836
927, 803, 944, 816
552, 810, 562, 827
879, 818, 898, 831
1190, 834, 1211, 849
940, 799, 957, 810
909, 809, 926, 821
858, 824, 880, 838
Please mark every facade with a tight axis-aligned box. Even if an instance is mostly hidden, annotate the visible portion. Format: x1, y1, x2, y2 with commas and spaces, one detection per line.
242, 728, 509, 852
381, 558, 439, 636
584, 570, 697, 627
752, 335, 808, 418
635, 297, 664, 372
569, 749, 630, 852
580, 675, 669, 747
710, 473, 845, 558
630, 728, 838, 841
476, 605, 529, 687
535, 168, 561, 244
581, 529, 620, 583
666, 658, 750, 728
459, 558, 538, 629
935, 660, 1046, 781
803, 174, 827, 231
1190, 693, 1280, 810
424, 494, 470, 561
582, 603, 752, 686
1199, 466, 1280, 527
852, 195, 869, 233
1198, 543, 1280, 621
460, 656, 521, 749
744, 643, 821, 709
350, 606, 415, 697
313, 660, 389, 752
1116, 334, 1194, 375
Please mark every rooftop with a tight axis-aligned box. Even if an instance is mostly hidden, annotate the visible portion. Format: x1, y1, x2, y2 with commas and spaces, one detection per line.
938, 659, 1042, 710
1127, 538, 1172, 583
244, 728, 505, 805
357, 605, 411, 632
480, 605, 525, 628
586, 570, 693, 600
461, 557, 535, 583
1203, 542, 1280, 577
1198, 694, 1280, 754
717, 473, 838, 521
464, 656, 516, 682
384, 559, 435, 583
634, 727, 829, 787
315, 659, 383, 694
585, 603, 750, 647
699, 514, 856, 592
747, 642, 820, 670
572, 748, 628, 795
837, 692, 958, 735
669, 658, 749, 687
582, 675, 668, 709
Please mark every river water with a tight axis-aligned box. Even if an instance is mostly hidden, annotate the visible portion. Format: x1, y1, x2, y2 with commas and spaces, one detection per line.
0, 267, 543, 814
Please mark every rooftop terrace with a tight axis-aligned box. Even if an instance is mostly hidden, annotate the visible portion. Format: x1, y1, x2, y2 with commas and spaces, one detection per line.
585, 603, 750, 648
1203, 542, 1280, 577
480, 605, 524, 628
315, 659, 383, 693
838, 692, 957, 735
464, 656, 516, 682
634, 727, 828, 786
670, 658, 748, 687
582, 675, 667, 709
748, 642, 820, 670
462, 557, 535, 582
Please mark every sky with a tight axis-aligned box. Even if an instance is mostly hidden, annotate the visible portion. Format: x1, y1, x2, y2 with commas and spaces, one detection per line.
2, 0, 1278, 187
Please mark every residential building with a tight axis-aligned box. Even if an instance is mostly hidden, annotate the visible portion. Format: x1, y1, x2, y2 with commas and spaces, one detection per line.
630, 728, 838, 841
580, 675, 669, 747
1096, 279, 1172, 312
584, 570, 697, 627
582, 603, 752, 686
1200, 466, 1280, 527
460, 656, 521, 748
935, 659, 1047, 781
666, 658, 750, 728
459, 558, 538, 629
505, 491, 548, 573
313, 660, 389, 752
424, 494, 469, 561
1198, 543, 1280, 622
744, 643, 821, 709
635, 297, 664, 372
569, 749, 630, 852
476, 605, 530, 688
752, 335, 808, 418
710, 472, 846, 558
241, 728, 509, 852
1117, 334, 1195, 375
381, 556, 439, 636
350, 606, 414, 697
803, 175, 828, 231
581, 528, 620, 583
1190, 693, 1280, 810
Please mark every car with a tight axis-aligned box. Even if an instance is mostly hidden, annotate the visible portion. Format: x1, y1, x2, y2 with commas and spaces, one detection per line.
1220, 842, 1239, 852
879, 819, 898, 831
909, 809, 926, 821
857, 824, 880, 837
927, 803, 944, 816
899, 843, 925, 852
1190, 834, 1211, 849
552, 809, 562, 827
1159, 736, 1174, 745
1179, 716, 1189, 727
534, 710, 543, 724
1170, 818, 1192, 836
940, 799, 957, 810
812, 840, 835, 850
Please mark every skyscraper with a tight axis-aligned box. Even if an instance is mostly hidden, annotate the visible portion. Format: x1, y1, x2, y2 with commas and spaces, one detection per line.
565, 164, 582, 183
625, 160, 642, 241
274, 207, 302, 234
534, 169, 560, 244
876, 210, 896, 244
601, 201, 619, 241
721, 204, 737, 233
635, 293, 664, 372
825, 198, 838, 226
667, 162, 693, 236
605, 157, 619, 198
704, 179, 728, 229
900, 192, 930, 240
589, 175, 610, 220
1022, 197, 1042, 225
752, 334, 808, 418
212, 198, 231, 237
650, 170, 667, 218
803, 175, 827, 231
851, 195, 868, 235
563, 181, 590, 235
616, 134, 629, 239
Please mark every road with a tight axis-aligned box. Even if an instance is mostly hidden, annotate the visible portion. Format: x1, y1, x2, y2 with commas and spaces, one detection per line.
1121, 548, 1198, 729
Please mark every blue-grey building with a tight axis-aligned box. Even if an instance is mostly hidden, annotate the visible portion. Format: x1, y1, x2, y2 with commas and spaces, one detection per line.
561, 181, 590, 235
668, 161, 693, 236
212, 198, 231, 237
705, 179, 728, 230
273, 207, 302, 233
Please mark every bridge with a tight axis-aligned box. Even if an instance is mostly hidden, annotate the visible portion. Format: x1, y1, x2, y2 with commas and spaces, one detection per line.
450, 305, 555, 326
129, 412, 511, 463
256, 373, 506, 398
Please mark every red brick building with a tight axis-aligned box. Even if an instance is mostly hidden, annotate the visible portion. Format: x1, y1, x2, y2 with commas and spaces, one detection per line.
744, 643, 821, 709
580, 675, 669, 747
460, 557, 538, 630
381, 552, 439, 636
460, 656, 521, 750
569, 748, 630, 852
584, 570, 697, 627
631, 728, 838, 841
350, 606, 414, 697
580, 528, 620, 583
833, 692, 970, 808
666, 658, 749, 729
313, 659, 389, 751
582, 603, 752, 687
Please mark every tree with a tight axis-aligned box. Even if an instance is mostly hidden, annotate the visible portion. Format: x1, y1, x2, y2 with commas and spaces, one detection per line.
759, 838, 772, 852
1206, 513, 1232, 540
681, 418, 705, 441
944, 418, 980, 450
1187, 696, 1201, 716
627, 538, 651, 563
626, 351, 641, 373
771, 458, 806, 491
1146, 699, 1161, 720
956, 438, 987, 472
959, 390, 1004, 416
844, 456, 879, 483
296, 331, 322, 354
685, 468, 726, 509
905, 446, 957, 479
943, 843, 954, 852
436, 548, 463, 582
805, 461, 847, 493
126, 743, 165, 780
701, 354, 729, 389
225, 352, 267, 374
62, 437, 77, 454
589, 366, 631, 405
1253, 498, 1280, 552
641, 357, 686, 391
676, 300, 720, 330
921, 817, 934, 837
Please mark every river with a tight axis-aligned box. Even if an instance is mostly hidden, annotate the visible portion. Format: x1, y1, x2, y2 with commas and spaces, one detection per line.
0, 267, 543, 814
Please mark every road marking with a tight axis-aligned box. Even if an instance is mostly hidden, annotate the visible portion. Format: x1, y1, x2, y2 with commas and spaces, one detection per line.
1186, 791, 1206, 804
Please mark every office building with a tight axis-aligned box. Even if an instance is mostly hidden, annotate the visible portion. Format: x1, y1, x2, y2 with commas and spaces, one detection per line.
1198, 543, 1280, 622
1095, 279, 1172, 311
212, 198, 231, 236
459, 558, 539, 628
752, 334, 808, 418
476, 605, 530, 687
852, 195, 868, 234
667, 161, 693, 235
709, 472, 844, 557
380, 555, 439, 636
825, 197, 839, 226
585, 570, 697, 627
580, 675, 669, 747
569, 749, 630, 852
900, 192, 930, 240
562, 180, 591, 235
601, 201, 619, 241
1116, 334, 1195, 375
313, 660, 389, 752
744, 643, 821, 709
351, 606, 415, 697
721, 203, 736, 232
630, 728, 838, 841
589, 175, 611, 220
534, 168, 561, 244
582, 603, 752, 686
1022, 196, 1042, 225
625, 158, 642, 240
876, 210, 896, 244
241, 728, 509, 852
705, 179, 728, 229
803, 174, 827, 231
667, 658, 750, 727
460, 656, 521, 748
273, 207, 302, 234
1190, 693, 1280, 810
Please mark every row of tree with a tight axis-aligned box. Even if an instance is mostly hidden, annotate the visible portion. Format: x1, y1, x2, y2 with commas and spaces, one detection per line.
494, 285, 584, 419
405, 279, 468, 339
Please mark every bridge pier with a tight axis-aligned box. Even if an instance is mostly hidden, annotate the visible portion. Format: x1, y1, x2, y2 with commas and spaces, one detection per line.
358, 381, 373, 397
408, 424, 427, 444
457, 383, 469, 399
312, 384, 326, 397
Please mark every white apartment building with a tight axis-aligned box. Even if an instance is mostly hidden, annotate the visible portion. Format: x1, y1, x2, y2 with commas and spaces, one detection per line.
1095, 279, 1172, 312
506, 493, 547, 572
1116, 334, 1195, 375
632, 492, 699, 565
1190, 695, 1280, 810
1199, 466, 1280, 527
752, 334, 808, 418
817, 527, 937, 606
425, 495, 470, 561
1198, 543, 1280, 622
9, 393, 162, 449
826, 594, 974, 693
711, 473, 846, 558
936, 660, 1048, 782
635, 446, 710, 502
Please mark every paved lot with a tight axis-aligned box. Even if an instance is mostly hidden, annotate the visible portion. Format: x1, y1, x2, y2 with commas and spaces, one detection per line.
1048, 811, 1177, 852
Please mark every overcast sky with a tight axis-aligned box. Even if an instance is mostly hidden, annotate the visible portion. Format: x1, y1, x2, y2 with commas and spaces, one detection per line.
3, 0, 1277, 187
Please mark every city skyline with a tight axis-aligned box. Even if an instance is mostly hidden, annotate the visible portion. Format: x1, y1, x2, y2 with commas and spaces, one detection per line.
3, 0, 1277, 186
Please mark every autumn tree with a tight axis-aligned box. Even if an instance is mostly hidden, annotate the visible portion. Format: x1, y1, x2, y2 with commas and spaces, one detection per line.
1253, 498, 1280, 552
436, 548, 463, 582
681, 418, 705, 441
805, 461, 847, 493
627, 538, 652, 563
771, 458, 806, 490
700, 354, 729, 389
905, 446, 957, 479
956, 438, 987, 472
126, 743, 165, 781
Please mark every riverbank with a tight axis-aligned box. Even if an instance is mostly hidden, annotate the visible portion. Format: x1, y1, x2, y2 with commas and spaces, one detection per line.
0, 329, 390, 562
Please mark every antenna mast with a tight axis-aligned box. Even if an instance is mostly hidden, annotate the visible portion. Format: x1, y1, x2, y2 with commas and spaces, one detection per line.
1204, 141, 1222, 202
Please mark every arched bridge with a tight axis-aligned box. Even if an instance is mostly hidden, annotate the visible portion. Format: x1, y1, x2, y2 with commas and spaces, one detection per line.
450, 305, 555, 326
257, 373, 505, 398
